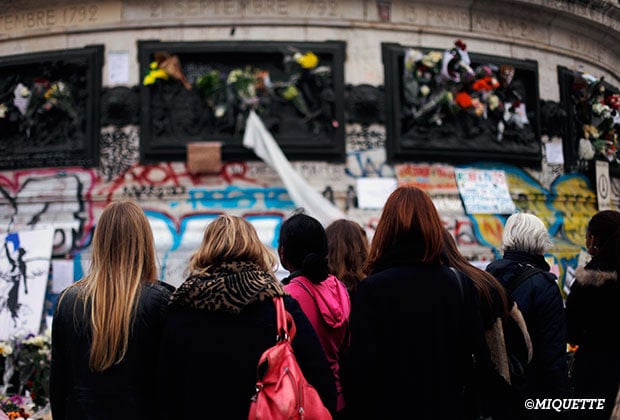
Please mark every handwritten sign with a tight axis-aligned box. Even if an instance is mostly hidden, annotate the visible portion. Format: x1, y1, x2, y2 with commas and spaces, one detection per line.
396, 163, 459, 194
107, 51, 130, 85
455, 168, 515, 214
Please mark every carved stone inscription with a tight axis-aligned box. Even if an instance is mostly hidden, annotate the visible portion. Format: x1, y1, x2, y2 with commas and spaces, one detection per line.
143, 0, 349, 19
398, 3, 469, 29
472, 10, 547, 42
0, 2, 121, 35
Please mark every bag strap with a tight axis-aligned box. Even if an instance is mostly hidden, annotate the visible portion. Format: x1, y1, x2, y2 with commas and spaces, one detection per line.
273, 296, 296, 342
505, 266, 545, 294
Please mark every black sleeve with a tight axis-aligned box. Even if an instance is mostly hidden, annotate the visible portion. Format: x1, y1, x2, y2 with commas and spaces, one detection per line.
565, 282, 585, 345
531, 274, 569, 397
49, 290, 70, 420
339, 277, 379, 417
285, 295, 338, 415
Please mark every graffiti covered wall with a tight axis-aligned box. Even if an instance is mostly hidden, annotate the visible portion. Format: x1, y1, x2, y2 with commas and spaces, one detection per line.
0, 122, 598, 296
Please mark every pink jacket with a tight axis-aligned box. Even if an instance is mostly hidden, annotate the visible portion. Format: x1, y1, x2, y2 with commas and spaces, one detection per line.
284, 274, 351, 411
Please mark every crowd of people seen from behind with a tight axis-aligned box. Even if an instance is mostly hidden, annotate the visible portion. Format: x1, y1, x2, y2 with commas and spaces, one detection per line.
48, 189, 620, 419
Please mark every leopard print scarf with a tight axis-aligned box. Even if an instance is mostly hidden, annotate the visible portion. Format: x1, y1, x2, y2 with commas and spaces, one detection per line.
169, 261, 286, 314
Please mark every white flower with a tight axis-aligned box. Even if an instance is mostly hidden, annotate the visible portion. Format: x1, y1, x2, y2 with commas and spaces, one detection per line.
0, 103, 7, 118
592, 102, 611, 118
488, 95, 500, 111
578, 138, 596, 160
22, 335, 48, 348
17, 84, 30, 97
215, 105, 226, 118
420, 85, 430, 96
227, 69, 242, 84
0, 341, 13, 356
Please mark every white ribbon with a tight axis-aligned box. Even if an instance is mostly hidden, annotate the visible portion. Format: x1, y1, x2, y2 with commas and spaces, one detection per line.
243, 110, 346, 226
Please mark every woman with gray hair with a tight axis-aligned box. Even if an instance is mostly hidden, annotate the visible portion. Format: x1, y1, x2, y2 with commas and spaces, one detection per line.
486, 213, 569, 408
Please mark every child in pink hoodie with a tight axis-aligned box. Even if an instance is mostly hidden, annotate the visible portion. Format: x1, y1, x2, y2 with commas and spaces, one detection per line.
279, 213, 351, 416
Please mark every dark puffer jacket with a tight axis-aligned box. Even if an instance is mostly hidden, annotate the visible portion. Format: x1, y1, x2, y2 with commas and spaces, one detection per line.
566, 256, 620, 419
50, 281, 174, 420
486, 251, 568, 399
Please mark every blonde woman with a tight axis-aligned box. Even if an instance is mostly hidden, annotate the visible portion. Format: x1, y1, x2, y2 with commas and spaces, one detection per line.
50, 200, 174, 420
158, 214, 336, 419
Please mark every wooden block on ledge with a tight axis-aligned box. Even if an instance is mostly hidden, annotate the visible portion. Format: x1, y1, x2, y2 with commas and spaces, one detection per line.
187, 142, 222, 174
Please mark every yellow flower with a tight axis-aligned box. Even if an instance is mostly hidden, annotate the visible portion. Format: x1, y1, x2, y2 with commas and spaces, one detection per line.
281, 85, 299, 101
297, 52, 318, 69
143, 74, 155, 85
143, 68, 169, 86
44, 85, 57, 100
150, 61, 158, 70
152, 69, 169, 80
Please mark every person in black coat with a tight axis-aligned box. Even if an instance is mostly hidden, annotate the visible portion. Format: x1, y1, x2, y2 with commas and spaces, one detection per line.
486, 213, 569, 405
341, 186, 490, 420
50, 200, 175, 420
442, 228, 532, 420
566, 210, 620, 419
158, 214, 337, 419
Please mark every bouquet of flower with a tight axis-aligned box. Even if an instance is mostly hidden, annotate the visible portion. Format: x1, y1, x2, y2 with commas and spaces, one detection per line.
0, 334, 51, 413
573, 72, 619, 164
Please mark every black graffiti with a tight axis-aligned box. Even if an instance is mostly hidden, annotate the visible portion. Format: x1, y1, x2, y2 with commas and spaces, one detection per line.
122, 185, 187, 199
0, 173, 88, 257
99, 128, 140, 182
346, 126, 385, 151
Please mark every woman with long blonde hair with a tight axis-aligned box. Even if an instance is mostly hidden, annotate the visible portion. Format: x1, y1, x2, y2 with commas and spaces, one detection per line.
50, 200, 174, 420
158, 214, 336, 419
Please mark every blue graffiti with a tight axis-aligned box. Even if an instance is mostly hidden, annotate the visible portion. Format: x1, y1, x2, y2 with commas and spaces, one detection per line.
187, 186, 294, 210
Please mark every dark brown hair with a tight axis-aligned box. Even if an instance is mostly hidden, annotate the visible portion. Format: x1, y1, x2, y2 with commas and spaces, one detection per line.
441, 229, 509, 317
365, 186, 444, 273
587, 210, 620, 273
326, 219, 369, 293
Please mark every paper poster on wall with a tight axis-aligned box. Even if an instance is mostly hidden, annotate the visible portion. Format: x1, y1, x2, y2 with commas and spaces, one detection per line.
108, 51, 130, 85
455, 168, 516, 214
356, 177, 397, 209
0, 229, 54, 340
595, 160, 611, 211
544, 141, 564, 165
395, 163, 459, 194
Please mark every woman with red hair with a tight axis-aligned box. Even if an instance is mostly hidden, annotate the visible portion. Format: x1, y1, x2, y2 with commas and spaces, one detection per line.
342, 186, 489, 419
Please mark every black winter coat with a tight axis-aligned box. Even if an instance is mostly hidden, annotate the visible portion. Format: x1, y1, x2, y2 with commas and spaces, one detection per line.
341, 262, 489, 420
566, 256, 620, 419
50, 281, 174, 420
158, 294, 337, 419
486, 251, 568, 399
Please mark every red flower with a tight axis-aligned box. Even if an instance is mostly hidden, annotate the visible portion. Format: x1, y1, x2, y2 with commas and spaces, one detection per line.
455, 92, 473, 108
605, 94, 620, 110
472, 77, 499, 91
